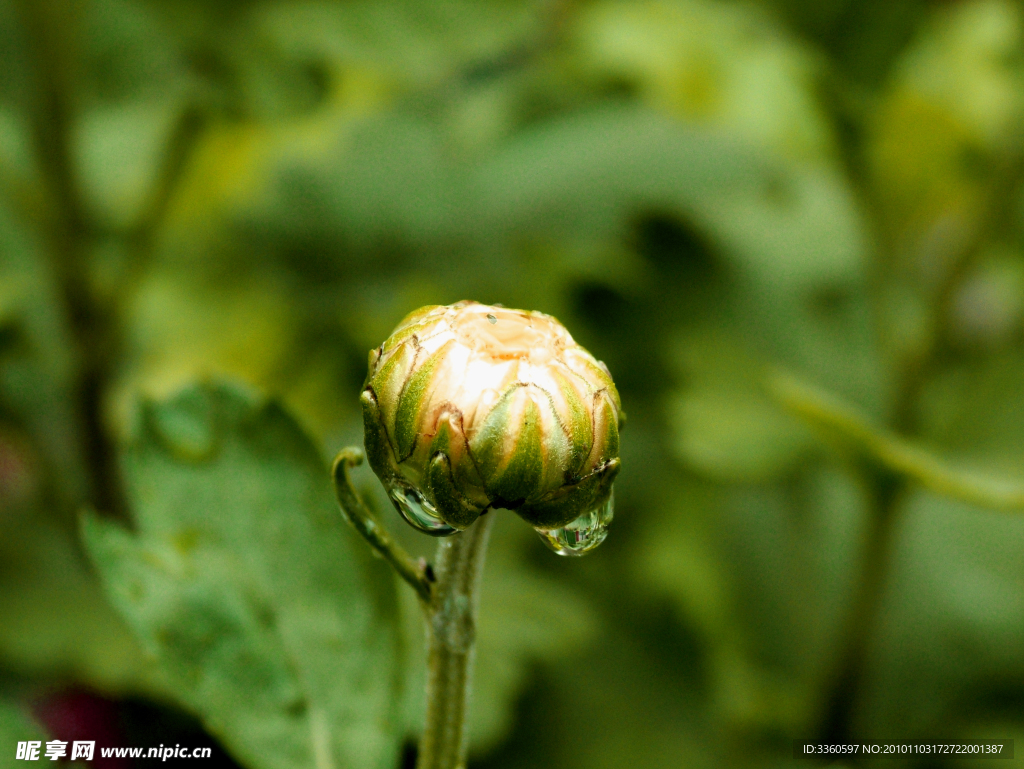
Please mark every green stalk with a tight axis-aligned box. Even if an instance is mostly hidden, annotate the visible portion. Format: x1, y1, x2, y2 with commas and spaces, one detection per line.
15, 0, 203, 520
417, 513, 494, 769
332, 450, 433, 602
15, 0, 124, 517
816, 470, 904, 743
330, 453, 494, 769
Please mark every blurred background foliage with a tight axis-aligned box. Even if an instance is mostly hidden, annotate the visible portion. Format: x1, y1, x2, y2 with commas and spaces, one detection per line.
2, 0, 1024, 767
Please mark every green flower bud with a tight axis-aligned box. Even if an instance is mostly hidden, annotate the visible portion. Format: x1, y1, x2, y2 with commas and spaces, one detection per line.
362, 301, 624, 555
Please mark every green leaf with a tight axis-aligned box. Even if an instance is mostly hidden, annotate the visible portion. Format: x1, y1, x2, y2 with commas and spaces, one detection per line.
0, 698, 48, 769
81, 381, 403, 769
0, 516, 153, 693
569, 0, 839, 163
699, 162, 866, 294
472, 105, 865, 288
74, 99, 186, 232
257, 0, 550, 85
471, 105, 759, 241
666, 333, 818, 482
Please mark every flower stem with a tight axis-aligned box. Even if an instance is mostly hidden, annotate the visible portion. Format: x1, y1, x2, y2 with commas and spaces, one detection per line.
331, 449, 433, 603
417, 513, 495, 769
766, 369, 1024, 736
330, 447, 494, 767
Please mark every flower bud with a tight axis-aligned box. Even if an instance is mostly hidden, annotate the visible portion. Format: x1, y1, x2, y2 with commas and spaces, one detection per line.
361, 301, 624, 555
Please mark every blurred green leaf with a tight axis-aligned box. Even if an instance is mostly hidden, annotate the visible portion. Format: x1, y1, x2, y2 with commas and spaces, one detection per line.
473, 105, 866, 297
568, 0, 837, 162
701, 162, 865, 294
664, 331, 818, 482
256, 0, 550, 86
81, 381, 403, 769
136, 0, 548, 120
471, 105, 758, 240
0, 515, 152, 693
73, 99, 186, 232
862, 491, 1024, 738
669, 384, 813, 482
633, 461, 867, 738
0, 699, 48, 769
867, 0, 1024, 257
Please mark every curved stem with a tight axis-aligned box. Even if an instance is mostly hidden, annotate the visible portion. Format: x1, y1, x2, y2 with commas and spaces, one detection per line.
330, 447, 495, 767
417, 513, 494, 769
766, 371, 1024, 512
331, 449, 433, 603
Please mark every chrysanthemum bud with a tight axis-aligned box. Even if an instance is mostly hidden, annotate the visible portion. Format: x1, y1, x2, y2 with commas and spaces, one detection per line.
361, 301, 624, 555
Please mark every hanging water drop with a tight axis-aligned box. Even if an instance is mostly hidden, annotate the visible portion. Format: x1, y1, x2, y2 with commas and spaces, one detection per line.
385, 480, 456, 536
535, 489, 614, 556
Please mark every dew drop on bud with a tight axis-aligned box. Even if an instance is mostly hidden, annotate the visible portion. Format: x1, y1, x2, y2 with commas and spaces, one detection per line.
384, 480, 456, 536
535, 489, 614, 556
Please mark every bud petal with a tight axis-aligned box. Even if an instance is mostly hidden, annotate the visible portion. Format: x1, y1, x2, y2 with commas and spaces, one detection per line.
425, 451, 483, 529
520, 457, 620, 530
394, 339, 455, 461
473, 389, 544, 508
367, 340, 416, 455
362, 301, 624, 552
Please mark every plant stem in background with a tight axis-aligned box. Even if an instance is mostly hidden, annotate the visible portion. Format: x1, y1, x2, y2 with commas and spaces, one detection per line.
816, 471, 904, 744
769, 367, 1024, 741
15, 0, 203, 520
765, 373, 913, 741
15, 0, 126, 518
768, 372, 1024, 511
418, 513, 494, 769
804, 144, 1024, 743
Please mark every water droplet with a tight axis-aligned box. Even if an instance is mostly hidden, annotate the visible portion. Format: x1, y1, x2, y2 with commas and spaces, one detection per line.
486, 313, 497, 324
535, 490, 614, 556
385, 480, 456, 536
